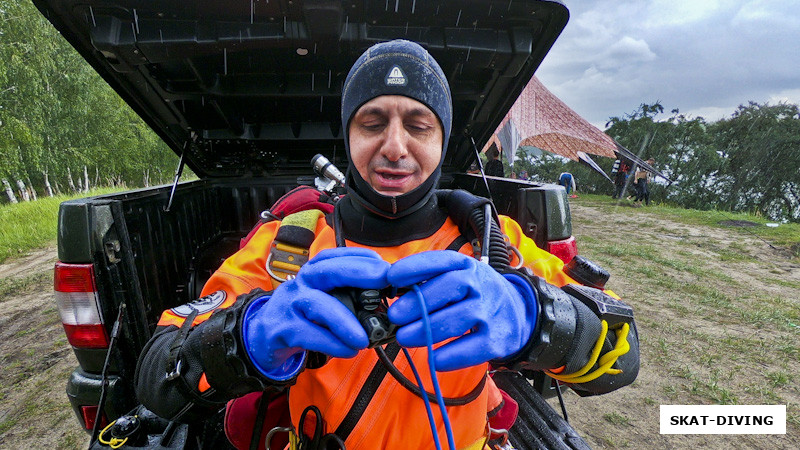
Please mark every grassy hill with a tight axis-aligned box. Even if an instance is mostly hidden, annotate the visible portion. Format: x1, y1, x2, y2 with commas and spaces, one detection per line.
560, 194, 799, 448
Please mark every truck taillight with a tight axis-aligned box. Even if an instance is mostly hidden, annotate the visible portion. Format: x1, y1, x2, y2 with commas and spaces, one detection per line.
54, 262, 109, 349
80, 405, 108, 430
547, 236, 578, 264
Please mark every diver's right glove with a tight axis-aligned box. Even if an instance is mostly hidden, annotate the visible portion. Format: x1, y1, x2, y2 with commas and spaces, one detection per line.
241, 247, 389, 381
386, 250, 538, 372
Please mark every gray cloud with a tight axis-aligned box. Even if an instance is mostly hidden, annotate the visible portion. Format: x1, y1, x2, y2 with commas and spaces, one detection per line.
536, 0, 800, 128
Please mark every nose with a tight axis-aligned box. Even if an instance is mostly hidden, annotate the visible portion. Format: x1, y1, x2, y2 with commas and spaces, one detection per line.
380, 119, 408, 162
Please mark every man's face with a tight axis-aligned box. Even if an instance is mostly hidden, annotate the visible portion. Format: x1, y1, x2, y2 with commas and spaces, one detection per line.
348, 95, 443, 196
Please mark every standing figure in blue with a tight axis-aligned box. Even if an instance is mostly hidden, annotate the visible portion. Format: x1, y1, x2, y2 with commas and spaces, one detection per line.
558, 172, 576, 196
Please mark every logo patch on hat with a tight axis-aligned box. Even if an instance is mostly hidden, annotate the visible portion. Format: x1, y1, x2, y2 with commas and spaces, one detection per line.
385, 66, 407, 86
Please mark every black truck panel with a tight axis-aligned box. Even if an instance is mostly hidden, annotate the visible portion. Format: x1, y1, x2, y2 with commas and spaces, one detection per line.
58, 176, 570, 427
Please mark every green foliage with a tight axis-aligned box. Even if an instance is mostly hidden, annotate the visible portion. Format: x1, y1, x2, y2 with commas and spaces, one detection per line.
518, 101, 800, 223
710, 102, 800, 221
0, 0, 178, 200
512, 150, 568, 183
0, 187, 120, 263
605, 102, 727, 208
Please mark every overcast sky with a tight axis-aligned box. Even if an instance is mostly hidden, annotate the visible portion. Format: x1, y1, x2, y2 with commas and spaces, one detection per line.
535, 0, 800, 129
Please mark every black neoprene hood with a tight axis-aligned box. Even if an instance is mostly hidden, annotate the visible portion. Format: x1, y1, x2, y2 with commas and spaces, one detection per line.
341, 39, 452, 218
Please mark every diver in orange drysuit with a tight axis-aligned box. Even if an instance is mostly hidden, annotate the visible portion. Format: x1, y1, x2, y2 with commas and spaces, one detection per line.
135, 39, 639, 450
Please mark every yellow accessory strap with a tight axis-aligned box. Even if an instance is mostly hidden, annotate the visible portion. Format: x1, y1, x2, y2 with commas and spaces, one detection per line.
546, 321, 631, 384
98, 419, 129, 449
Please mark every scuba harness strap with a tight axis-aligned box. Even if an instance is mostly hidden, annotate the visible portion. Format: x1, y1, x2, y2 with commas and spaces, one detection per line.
375, 345, 487, 406
266, 209, 324, 283
334, 342, 402, 442
249, 390, 272, 450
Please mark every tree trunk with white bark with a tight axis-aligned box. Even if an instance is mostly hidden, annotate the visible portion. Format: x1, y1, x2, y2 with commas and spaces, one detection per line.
16, 179, 30, 202
43, 171, 54, 197
2, 179, 18, 203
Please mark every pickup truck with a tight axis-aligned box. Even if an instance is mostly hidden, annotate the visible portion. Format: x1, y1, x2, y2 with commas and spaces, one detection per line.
39, 0, 587, 447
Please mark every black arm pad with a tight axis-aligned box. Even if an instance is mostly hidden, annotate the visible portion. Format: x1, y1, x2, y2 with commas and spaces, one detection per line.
134, 289, 288, 422
135, 325, 220, 422
195, 295, 266, 397
507, 275, 601, 373
570, 322, 640, 396
196, 288, 298, 396
500, 270, 640, 395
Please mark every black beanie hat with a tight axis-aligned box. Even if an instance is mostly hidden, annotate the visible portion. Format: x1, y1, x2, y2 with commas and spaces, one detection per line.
341, 39, 452, 218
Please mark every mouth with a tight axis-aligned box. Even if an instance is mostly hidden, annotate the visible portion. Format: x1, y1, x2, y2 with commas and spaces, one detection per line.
379, 172, 409, 180
373, 170, 414, 193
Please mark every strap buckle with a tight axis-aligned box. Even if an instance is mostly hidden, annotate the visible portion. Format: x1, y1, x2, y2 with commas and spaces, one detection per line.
164, 308, 197, 381
165, 358, 182, 381
265, 426, 295, 450
487, 426, 512, 449
266, 242, 310, 283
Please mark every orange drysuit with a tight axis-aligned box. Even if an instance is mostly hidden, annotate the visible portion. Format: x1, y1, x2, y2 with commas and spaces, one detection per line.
156, 212, 577, 449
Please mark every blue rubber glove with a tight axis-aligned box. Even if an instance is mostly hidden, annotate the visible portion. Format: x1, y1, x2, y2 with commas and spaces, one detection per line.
242, 247, 390, 380
386, 250, 538, 372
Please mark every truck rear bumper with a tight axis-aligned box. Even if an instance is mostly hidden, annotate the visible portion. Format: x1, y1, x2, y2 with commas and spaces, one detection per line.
67, 367, 134, 431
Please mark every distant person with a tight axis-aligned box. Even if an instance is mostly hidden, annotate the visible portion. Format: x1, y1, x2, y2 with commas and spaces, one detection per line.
633, 158, 655, 206
612, 159, 630, 199
484, 145, 504, 177
558, 172, 576, 197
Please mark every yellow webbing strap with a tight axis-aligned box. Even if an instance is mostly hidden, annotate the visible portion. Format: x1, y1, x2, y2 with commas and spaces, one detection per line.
546, 321, 631, 384
281, 209, 324, 230
266, 209, 323, 283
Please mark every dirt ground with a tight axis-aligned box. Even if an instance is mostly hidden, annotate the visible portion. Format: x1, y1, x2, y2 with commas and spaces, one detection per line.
0, 202, 797, 449
0, 246, 87, 449
555, 201, 800, 449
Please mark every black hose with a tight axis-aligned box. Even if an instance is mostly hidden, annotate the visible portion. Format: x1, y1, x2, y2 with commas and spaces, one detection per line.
89, 303, 126, 448
467, 205, 510, 271
374, 347, 485, 406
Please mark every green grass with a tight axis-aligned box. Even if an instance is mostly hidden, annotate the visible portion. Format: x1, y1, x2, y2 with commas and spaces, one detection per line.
0, 416, 19, 435
0, 272, 52, 298
766, 371, 793, 388
0, 187, 122, 263
765, 277, 800, 290
574, 193, 800, 258
569, 193, 800, 440
603, 412, 631, 426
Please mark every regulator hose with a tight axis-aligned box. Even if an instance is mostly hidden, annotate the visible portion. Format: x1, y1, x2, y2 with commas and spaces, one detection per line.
433, 189, 511, 270
467, 204, 510, 271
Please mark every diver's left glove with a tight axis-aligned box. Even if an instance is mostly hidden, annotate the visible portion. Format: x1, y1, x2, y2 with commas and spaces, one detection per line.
387, 250, 538, 371
242, 247, 389, 381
